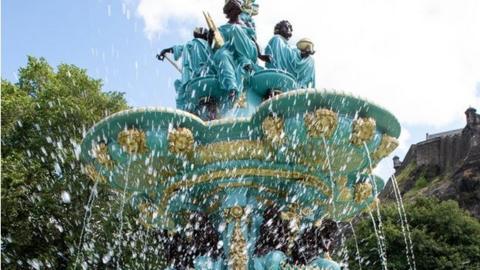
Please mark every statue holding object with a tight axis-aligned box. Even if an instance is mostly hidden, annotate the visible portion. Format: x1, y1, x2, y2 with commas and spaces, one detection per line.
156, 0, 315, 117
266, 21, 316, 89
157, 27, 214, 110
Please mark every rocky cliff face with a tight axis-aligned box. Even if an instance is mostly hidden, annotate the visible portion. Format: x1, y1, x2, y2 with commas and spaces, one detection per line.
381, 108, 480, 218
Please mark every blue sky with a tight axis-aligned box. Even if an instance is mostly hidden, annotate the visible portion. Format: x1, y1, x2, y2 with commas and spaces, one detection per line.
2, 0, 179, 108
3, 0, 480, 178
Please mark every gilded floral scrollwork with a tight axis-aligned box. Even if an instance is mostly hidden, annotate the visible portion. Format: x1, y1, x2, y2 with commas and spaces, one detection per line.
350, 117, 376, 146
354, 182, 373, 203
229, 220, 248, 270
262, 115, 285, 146
372, 134, 399, 160
92, 142, 114, 169
167, 127, 194, 155
336, 176, 352, 202
364, 197, 380, 213
83, 164, 106, 184
117, 128, 148, 154
304, 108, 338, 139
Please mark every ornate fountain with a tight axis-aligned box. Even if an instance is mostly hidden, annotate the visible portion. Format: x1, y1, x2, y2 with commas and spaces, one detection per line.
80, 1, 400, 269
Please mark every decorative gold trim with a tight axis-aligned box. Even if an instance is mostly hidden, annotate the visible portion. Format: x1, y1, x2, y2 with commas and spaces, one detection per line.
158, 168, 332, 215
195, 140, 270, 164
83, 165, 106, 183
234, 92, 247, 108
226, 206, 245, 221
351, 117, 376, 146
92, 142, 114, 168
262, 115, 285, 146
117, 128, 148, 154
168, 127, 194, 155
354, 182, 373, 203
336, 176, 352, 202
364, 197, 380, 213
229, 222, 248, 270
199, 182, 287, 203
304, 108, 338, 139
372, 134, 399, 160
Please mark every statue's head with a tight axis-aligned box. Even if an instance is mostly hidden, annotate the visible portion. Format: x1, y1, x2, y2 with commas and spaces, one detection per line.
193, 27, 209, 40
274, 20, 293, 40
224, 0, 243, 19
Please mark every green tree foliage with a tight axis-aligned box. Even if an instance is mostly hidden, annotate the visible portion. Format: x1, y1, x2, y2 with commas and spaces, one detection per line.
346, 198, 480, 270
1, 57, 164, 269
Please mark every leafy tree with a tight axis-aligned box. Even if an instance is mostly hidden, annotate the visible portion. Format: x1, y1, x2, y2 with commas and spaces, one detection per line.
0, 56, 149, 269
346, 198, 480, 270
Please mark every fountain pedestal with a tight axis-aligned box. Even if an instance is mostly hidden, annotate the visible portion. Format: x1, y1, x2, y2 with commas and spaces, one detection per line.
81, 69, 400, 269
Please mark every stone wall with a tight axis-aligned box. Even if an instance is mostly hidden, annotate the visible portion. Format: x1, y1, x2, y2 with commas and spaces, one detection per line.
398, 107, 479, 173
413, 132, 471, 173
384, 107, 480, 218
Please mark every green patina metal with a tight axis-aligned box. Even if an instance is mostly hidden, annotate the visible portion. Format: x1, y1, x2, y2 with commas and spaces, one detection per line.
80, 1, 401, 269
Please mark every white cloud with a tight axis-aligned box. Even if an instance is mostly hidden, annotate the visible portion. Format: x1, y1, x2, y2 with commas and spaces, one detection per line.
134, 0, 480, 128
135, 0, 224, 40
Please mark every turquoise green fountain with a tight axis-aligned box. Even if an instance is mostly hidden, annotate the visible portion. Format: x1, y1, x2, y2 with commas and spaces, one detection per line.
80, 1, 400, 269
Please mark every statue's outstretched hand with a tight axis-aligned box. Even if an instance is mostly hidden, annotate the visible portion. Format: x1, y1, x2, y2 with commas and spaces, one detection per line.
157, 48, 173, 61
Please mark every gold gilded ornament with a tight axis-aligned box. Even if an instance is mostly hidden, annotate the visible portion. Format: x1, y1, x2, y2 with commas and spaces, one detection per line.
229, 222, 248, 270
372, 134, 399, 160
262, 115, 285, 146
92, 143, 114, 168
196, 140, 268, 165
234, 92, 247, 108
351, 117, 376, 146
336, 176, 352, 202
230, 206, 245, 220
83, 165, 106, 184
354, 182, 373, 203
364, 197, 380, 213
168, 127, 194, 155
304, 108, 338, 139
157, 168, 332, 216
117, 128, 148, 154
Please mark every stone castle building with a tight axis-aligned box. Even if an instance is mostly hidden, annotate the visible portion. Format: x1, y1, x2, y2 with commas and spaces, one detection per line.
394, 107, 480, 173
389, 107, 480, 218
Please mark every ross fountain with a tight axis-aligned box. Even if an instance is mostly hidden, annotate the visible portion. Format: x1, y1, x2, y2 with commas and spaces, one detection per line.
80, 1, 400, 269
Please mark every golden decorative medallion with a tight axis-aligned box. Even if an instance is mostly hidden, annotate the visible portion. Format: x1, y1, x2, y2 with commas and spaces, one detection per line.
262, 115, 285, 146
372, 134, 399, 160
350, 117, 376, 146
304, 108, 338, 139
229, 222, 248, 270
83, 164, 106, 184
167, 127, 194, 155
336, 176, 352, 202
228, 206, 245, 220
354, 182, 373, 203
92, 143, 114, 168
117, 128, 148, 154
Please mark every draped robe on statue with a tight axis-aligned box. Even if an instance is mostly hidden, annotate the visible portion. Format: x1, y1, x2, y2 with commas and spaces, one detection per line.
265, 35, 316, 88
213, 23, 259, 95
172, 38, 213, 109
